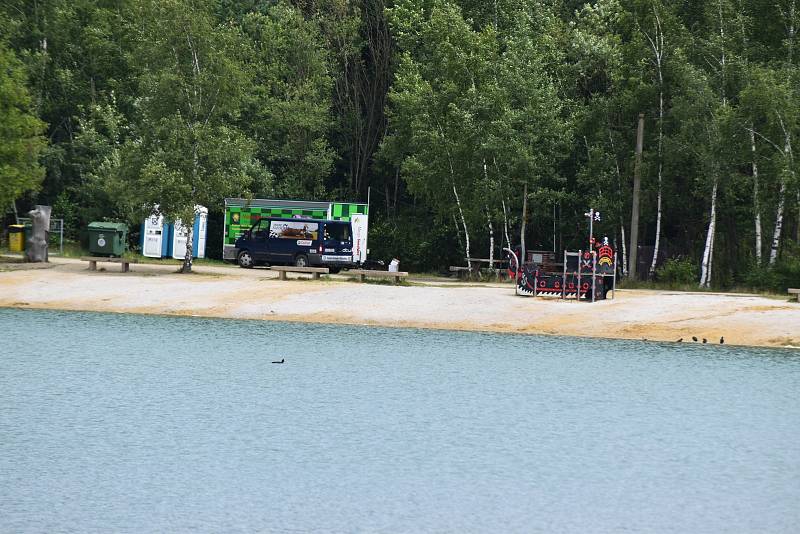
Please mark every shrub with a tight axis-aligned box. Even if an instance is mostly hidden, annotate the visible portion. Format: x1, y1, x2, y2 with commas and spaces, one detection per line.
656, 257, 698, 286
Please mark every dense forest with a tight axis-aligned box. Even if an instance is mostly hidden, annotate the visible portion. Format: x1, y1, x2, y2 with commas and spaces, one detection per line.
1, 0, 798, 288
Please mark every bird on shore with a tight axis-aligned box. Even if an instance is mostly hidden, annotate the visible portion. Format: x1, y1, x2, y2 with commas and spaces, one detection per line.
676, 338, 683, 342
272, 358, 285, 364
692, 336, 698, 342
720, 337, 725, 344
702, 338, 707, 344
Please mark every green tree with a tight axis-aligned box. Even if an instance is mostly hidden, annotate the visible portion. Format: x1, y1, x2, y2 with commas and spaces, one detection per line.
0, 42, 46, 214
239, 2, 334, 198
125, 0, 263, 272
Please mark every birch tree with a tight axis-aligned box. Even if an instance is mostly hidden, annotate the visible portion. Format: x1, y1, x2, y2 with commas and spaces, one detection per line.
639, 3, 667, 277
741, 67, 798, 265
126, 0, 261, 272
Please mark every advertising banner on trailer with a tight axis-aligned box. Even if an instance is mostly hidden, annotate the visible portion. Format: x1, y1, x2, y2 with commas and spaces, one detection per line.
223, 198, 369, 263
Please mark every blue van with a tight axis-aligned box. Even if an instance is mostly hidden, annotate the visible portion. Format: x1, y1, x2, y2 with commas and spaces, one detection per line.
233, 217, 354, 272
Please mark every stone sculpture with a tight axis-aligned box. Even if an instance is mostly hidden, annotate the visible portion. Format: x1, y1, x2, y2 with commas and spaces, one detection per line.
25, 205, 51, 263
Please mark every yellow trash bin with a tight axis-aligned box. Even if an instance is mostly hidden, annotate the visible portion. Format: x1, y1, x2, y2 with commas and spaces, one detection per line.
8, 225, 25, 252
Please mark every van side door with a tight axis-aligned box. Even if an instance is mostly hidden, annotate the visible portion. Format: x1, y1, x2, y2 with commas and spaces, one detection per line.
249, 219, 271, 261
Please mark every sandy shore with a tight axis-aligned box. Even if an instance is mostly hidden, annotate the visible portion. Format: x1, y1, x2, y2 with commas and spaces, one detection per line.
1, 256, 799, 349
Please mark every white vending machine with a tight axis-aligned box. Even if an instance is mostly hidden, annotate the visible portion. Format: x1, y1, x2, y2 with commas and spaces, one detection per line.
171, 206, 208, 259
142, 213, 167, 258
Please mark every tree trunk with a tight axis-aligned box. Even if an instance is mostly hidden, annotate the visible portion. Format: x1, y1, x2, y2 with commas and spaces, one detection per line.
182, 220, 194, 273
769, 124, 794, 265
769, 177, 787, 265
750, 128, 763, 264
502, 198, 511, 249
699, 179, 718, 288
520, 183, 528, 264
619, 223, 628, 277
486, 207, 494, 271
453, 212, 464, 257
649, 180, 662, 277
609, 130, 628, 277
648, 92, 663, 277
453, 184, 471, 269
645, 10, 665, 279
796, 191, 800, 244
629, 113, 645, 280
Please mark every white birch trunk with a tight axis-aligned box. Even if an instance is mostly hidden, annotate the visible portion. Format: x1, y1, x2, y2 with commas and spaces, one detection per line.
502, 199, 511, 251
453, 184, 471, 270
608, 130, 628, 277
520, 184, 528, 264
769, 177, 787, 265
645, 8, 665, 278
699, 180, 718, 288
453, 212, 464, 255
649, 177, 662, 276
182, 221, 194, 273
620, 223, 628, 277
486, 207, 494, 272
770, 122, 794, 265
750, 128, 763, 263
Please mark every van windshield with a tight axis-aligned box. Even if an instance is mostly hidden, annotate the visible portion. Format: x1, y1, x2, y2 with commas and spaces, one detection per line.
326, 223, 351, 242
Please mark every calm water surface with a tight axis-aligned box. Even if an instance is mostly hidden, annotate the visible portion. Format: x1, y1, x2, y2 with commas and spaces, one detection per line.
1, 308, 799, 533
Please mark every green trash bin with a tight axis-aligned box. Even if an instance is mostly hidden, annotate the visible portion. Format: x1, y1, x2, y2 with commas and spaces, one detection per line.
87, 222, 128, 256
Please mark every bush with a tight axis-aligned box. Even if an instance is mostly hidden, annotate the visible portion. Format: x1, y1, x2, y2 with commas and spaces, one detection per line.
655, 257, 698, 286
740, 247, 800, 292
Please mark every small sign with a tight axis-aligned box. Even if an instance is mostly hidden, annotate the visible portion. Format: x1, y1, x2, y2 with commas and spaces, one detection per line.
97, 235, 106, 247
297, 240, 312, 246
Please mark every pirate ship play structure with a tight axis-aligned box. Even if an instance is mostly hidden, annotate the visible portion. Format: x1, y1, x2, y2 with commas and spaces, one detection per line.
509, 209, 617, 302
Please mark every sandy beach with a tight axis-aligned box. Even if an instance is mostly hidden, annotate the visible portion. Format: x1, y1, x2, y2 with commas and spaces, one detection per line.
1, 256, 798, 349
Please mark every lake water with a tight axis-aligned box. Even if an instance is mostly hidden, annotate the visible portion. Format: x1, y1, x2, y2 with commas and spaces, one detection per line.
1, 308, 799, 533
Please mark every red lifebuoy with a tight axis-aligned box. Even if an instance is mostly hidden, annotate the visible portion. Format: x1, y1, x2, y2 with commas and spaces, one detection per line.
554, 281, 561, 289
539, 280, 546, 288
582, 282, 589, 290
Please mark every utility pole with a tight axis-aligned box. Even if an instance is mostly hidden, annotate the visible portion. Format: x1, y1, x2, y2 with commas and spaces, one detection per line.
629, 113, 645, 280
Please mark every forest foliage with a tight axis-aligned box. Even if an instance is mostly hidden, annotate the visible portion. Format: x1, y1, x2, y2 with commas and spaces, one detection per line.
1, 0, 798, 287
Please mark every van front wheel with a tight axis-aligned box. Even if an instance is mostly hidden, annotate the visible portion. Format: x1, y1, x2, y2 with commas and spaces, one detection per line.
237, 250, 254, 268
294, 254, 308, 267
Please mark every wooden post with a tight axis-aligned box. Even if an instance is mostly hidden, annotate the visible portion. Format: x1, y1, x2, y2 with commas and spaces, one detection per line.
279, 271, 287, 281
629, 113, 645, 280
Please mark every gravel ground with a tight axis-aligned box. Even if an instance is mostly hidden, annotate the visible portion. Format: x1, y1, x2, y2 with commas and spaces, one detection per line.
1, 256, 798, 349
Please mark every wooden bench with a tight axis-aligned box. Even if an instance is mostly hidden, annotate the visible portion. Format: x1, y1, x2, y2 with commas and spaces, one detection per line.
81, 256, 138, 273
350, 269, 408, 284
270, 265, 329, 280
789, 288, 800, 302
449, 266, 473, 278
449, 265, 506, 280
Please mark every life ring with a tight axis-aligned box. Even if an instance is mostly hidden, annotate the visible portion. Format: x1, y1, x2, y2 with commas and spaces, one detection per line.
554, 281, 561, 289
568, 282, 574, 289
581, 282, 589, 290
539, 280, 546, 288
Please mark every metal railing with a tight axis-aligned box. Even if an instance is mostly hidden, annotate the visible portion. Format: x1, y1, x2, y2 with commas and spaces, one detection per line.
17, 217, 64, 255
